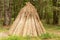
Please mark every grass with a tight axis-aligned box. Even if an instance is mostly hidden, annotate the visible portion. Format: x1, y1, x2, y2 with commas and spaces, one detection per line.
40, 33, 52, 39
0, 33, 59, 40
0, 20, 60, 40
0, 35, 41, 40
41, 20, 60, 40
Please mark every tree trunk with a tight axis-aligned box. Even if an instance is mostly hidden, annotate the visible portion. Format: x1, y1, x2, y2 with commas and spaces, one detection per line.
53, 11, 59, 24
52, 0, 59, 24
39, 0, 44, 19
0, 0, 3, 20
9, 0, 13, 24
3, 0, 12, 26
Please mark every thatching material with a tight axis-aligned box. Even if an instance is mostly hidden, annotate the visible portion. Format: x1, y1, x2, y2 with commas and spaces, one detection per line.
9, 2, 46, 37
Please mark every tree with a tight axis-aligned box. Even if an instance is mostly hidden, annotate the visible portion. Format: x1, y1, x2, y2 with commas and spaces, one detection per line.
38, 0, 44, 19
3, 0, 12, 26
45, 0, 53, 24
52, 0, 59, 24
0, 0, 3, 20
13, 0, 23, 20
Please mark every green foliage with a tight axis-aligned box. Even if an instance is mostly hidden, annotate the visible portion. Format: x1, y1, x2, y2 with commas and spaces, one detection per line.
40, 33, 52, 39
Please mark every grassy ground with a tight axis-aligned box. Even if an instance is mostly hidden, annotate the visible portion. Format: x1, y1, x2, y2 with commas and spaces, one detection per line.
42, 20, 60, 40
0, 20, 60, 40
43, 25, 60, 40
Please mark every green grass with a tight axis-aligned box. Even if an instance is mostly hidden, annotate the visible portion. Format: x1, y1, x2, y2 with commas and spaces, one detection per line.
0, 33, 60, 40
0, 20, 60, 40
0, 35, 41, 40
40, 33, 52, 39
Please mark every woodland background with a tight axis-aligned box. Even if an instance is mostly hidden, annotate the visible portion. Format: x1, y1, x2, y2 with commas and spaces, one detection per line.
0, 0, 60, 40
0, 0, 60, 26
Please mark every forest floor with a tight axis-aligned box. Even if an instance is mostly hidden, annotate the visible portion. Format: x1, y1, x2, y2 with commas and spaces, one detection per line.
0, 20, 60, 40
43, 20, 60, 40
45, 26, 60, 40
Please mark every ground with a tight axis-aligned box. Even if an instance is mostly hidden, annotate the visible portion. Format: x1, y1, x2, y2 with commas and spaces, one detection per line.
43, 21, 60, 40
0, 20, 60, 40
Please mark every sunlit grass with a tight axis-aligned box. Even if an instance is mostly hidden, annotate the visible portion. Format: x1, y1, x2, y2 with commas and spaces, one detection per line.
0, 35, 41, 40
0, 19, 60, 40
0, 33, 60, 40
